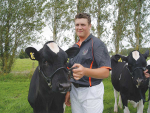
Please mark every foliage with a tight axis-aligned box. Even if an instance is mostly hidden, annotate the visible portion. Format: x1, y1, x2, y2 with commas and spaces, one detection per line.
120, 47, 150, 56
0, 0, 46, 73
126, 0, 150, 49
90, 0, 112, 40
18, 49, 29, 59
0, 0, 150, 74
43, 0, 75, 47
111, 0, 150, 54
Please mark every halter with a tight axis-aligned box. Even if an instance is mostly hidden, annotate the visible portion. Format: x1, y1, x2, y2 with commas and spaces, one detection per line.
126, 66, 146, 78
38, 66, 68, 88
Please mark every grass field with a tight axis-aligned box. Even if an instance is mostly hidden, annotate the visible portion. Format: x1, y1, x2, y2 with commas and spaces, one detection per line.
0, 58, 149, 113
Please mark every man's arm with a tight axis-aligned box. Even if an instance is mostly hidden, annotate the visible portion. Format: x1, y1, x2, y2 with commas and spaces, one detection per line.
72, 63, 110, 80
65, 92, 71, 106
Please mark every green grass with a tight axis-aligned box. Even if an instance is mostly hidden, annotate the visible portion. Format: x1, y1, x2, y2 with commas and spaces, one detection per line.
12, 58, 38, 72
0, 59, 149, 113
0, 81, 32, 113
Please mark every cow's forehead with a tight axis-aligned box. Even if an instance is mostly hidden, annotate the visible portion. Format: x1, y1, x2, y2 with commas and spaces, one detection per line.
47, 42, 59, 54
132, 51, 140, 61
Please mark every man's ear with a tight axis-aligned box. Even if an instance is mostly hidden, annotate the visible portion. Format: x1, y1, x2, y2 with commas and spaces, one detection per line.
65, 47, 80, 58
25, 47, 40, 61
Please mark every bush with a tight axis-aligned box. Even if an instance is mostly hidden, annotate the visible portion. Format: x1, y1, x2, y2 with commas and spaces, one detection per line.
19, 49, 29, 59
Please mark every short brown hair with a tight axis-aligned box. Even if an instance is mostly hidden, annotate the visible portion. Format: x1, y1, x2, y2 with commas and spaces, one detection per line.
75, 13, 91, 25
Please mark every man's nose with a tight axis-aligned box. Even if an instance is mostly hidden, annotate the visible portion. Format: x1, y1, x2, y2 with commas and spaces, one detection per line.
78, 25, 82, 29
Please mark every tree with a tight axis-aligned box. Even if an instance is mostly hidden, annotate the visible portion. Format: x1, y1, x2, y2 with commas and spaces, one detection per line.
43, 0, 75, 47
0, 0, 45, 73
112, 0, 129, 54
127, 0, 150, 50
90, 0, 111, 40
112, 0, 150, 53
19, 49, 29, 59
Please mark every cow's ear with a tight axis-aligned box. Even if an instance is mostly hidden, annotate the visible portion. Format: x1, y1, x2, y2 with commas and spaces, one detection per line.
25, 47, 40, 61
65, 47, 80, 58
143, 50, 149, 59
114, 54, 128, 62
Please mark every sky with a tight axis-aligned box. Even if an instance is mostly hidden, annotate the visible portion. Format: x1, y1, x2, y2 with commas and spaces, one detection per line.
31, 27, 73, 51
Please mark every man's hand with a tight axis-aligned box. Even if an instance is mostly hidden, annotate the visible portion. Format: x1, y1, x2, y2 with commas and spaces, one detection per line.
144, 69, 150, 78
72, 63, 85, 80
65, 92, 71, 106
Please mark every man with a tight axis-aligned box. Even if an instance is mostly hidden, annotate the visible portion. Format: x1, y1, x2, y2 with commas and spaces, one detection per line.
65, 13, 111, 113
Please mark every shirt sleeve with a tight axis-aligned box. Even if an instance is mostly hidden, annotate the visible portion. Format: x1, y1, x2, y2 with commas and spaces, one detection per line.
93, 40, 111, 69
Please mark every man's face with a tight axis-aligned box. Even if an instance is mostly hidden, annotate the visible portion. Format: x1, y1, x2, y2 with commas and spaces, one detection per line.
75, 18, 91, 39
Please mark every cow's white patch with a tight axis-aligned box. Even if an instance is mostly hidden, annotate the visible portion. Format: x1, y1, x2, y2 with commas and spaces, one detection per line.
127, 99, 144, 113
137, 99, 144, 113
124, 106, 130, 113
114, 89, 118, 112
132, 51, 140, 61
63, 103, 66, 113
118, 94, 122, 109
128, 100, 138, 108
113, 89, 122, 112
147, 60, 150, 65
47, 42, 59, 54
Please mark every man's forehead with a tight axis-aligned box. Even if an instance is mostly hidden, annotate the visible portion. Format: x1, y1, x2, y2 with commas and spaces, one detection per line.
75, 18, 88, 24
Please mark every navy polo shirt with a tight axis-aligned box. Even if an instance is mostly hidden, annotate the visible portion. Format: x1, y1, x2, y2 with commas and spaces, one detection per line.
68, 34, 111, 86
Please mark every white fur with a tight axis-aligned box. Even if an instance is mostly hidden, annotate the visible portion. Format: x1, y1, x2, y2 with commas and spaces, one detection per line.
47, 42, 59, 54
114, 88, 118, 112
63, 103, 66, 113
128, 100, 138, 108
124, 106, 130, 113
113, 89, 122, 112
118, 94, 122, 109
137, 99, 144, 113
132, 51, 140, 61
147, 60, 150, 66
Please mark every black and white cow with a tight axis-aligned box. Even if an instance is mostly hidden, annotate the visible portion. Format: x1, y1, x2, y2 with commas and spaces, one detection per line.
111, 50, 149, 113
25, 41, 79, 113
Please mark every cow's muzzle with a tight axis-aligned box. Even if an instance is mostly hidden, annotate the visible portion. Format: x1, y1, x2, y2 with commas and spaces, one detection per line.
136, 78, 143, 88
58, 83, 71, 94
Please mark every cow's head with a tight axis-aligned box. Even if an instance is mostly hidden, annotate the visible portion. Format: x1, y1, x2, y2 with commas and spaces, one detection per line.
114, 50, 149, 88
25, 41, 79, 93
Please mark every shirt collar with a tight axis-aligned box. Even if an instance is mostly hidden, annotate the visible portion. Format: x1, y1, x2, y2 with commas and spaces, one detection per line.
76, 34, 93, 45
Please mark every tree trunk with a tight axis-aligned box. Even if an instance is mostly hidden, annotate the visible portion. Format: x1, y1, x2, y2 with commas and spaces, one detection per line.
134, 0, 142, 51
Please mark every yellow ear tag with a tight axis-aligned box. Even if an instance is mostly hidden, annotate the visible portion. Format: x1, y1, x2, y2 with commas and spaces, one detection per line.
67, 58, 69, 63
30, 52, 35, 59
118, 58, 122, 62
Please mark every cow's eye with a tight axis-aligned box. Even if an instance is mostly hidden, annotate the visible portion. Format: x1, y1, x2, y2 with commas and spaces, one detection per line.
44, 61, 48, 65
